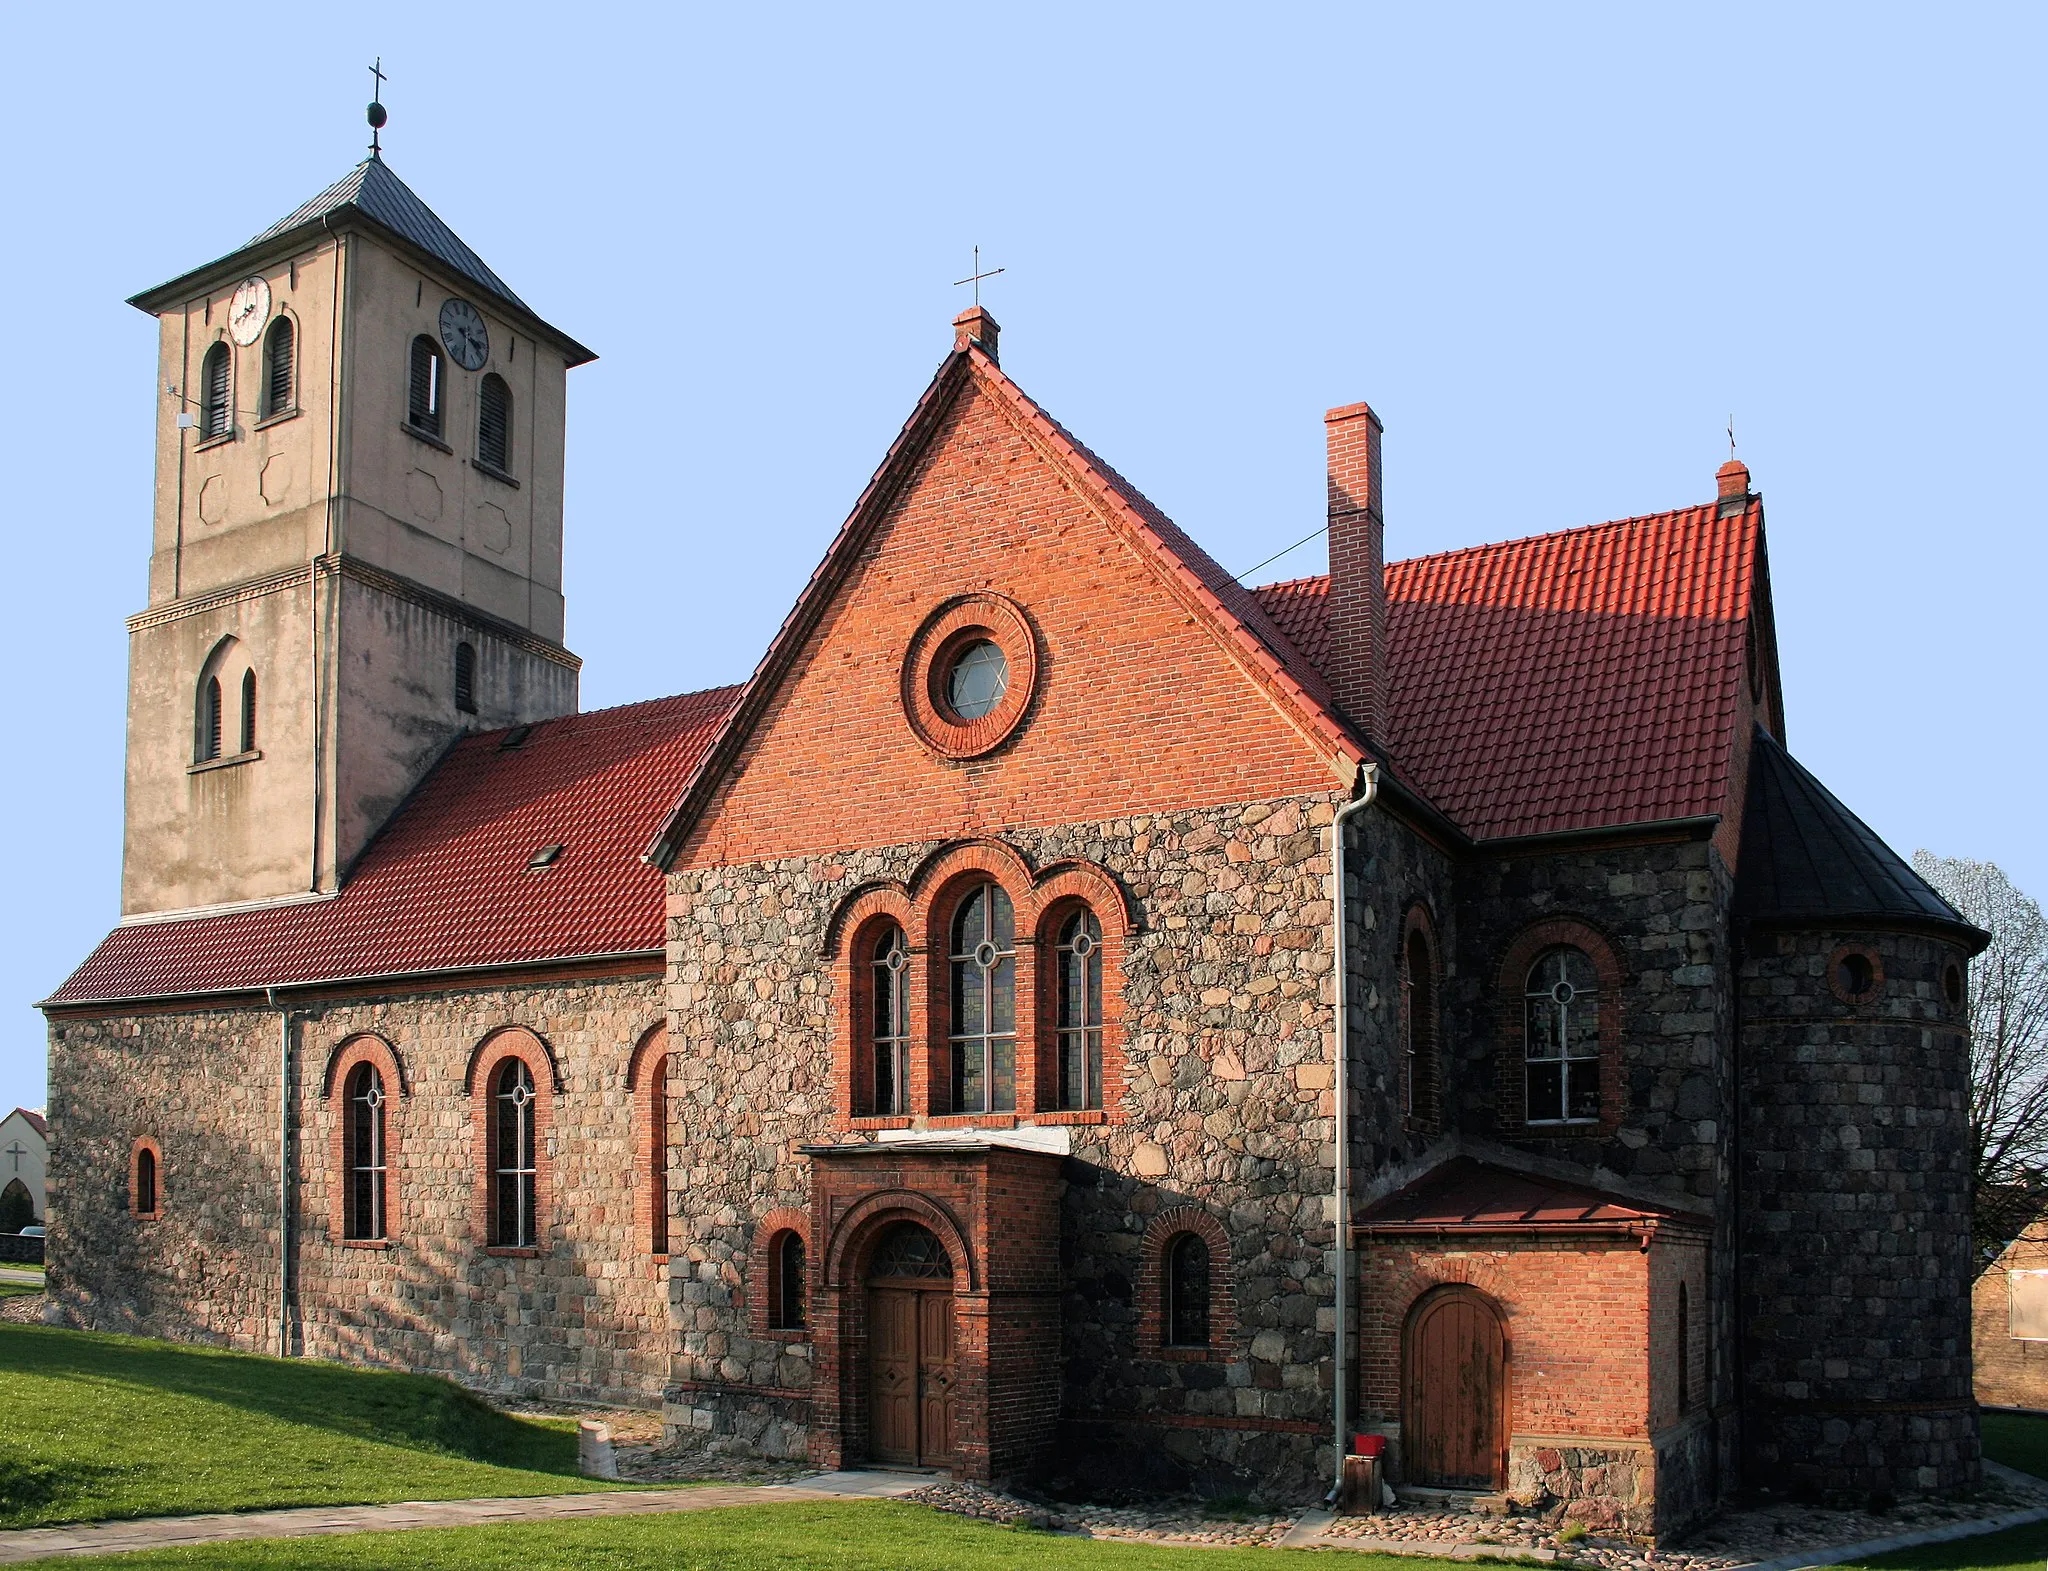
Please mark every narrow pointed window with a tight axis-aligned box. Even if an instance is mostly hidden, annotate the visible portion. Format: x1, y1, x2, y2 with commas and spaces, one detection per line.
262, 317, 295, 418
454, 642, 476, 714
345, 1063, 387, 1241
200, 676, 223, 762
949, 883, 1015, 1113
1166, 1232, 1211, 1347
200, 342, 231, 440
491, 1058, 538, 1248
477, 373, 512, 473
770, 1231, 807, 1330
1402, 922, 1439, 1125
239, 670, 257, 753
408, 335, 444, 438
1056, 907, 1104, 1110
870, 923, 910, 1115
132, 1144, 159, 1218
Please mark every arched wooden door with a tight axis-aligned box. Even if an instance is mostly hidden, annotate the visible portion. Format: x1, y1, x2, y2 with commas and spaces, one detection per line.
1403, 1286, 1507, 1490
864, 1222, 957, 1467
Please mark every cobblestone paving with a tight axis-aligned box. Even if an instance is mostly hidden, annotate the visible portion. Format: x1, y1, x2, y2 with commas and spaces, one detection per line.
909, 1472, 2048, 1565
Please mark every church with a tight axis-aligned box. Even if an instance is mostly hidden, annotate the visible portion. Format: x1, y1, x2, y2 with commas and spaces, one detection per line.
43, 146, 1987, 1540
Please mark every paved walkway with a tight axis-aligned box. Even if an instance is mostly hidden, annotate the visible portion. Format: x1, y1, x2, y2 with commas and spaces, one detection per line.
0, 1268, 44, 1287
0, 1472, 929, 1564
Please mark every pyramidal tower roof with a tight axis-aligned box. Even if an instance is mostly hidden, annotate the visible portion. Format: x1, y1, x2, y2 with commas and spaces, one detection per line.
245, 157, 529, 312
130, 156, 593, 365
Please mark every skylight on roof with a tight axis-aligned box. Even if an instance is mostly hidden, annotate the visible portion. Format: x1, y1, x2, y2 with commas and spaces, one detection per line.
527, 844, 563, 870
500, 725, 533, 750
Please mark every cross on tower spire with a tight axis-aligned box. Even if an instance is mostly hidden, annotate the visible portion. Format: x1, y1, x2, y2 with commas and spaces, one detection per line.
367, 58, 389, 159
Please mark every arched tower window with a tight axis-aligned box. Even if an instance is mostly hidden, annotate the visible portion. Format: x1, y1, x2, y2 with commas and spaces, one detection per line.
1525, 946, 1602, 1124
478, 373, 512, 472
949, 882, 1016, 1113
1166, 1232, 1211, 1347
1402, 911, 1440, 1128
200, 676, 223, 761
344, 1063, 387, 1241
199, 341, 231, 440
262, 317, 295, 418
870, 923, 910, 1115
454, 642, 477, 714
130, 1140, 161, 1219
1055, 906, 1104, 1110
491, 1058, 538, 1248
239, 669, 257, 753
408, 335, 444, 438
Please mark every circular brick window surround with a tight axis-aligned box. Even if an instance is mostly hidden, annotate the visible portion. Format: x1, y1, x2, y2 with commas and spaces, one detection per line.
1827, 943, 1884, 1007
901, 594, 1038, 760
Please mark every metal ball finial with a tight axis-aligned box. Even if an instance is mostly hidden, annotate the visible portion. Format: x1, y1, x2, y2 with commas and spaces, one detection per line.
367, 101, 388, 130
366, 57, 388, 157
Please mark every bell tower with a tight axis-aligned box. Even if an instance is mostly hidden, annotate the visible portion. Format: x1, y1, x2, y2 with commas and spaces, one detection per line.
120, 139, 594, 917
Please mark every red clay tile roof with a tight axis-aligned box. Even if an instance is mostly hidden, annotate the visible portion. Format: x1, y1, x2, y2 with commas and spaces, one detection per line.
46, 689, 740, 1008
1254, 501, 1760, 842
1356, 1157, 1708, 1232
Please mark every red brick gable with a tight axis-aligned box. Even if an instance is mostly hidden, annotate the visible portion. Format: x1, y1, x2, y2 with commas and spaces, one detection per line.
648, 347, 1364, 871
45, 690, 738, 1008
1254, 501, 1770, 843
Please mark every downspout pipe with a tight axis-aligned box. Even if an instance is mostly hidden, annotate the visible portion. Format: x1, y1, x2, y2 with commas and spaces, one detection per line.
266, 988, 293, 1357
1328, 762, 1380, 1504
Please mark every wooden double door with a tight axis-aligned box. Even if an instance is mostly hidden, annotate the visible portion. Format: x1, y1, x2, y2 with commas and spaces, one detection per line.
867, 1285, 957, 1466
1403, 1286, 1507, 1490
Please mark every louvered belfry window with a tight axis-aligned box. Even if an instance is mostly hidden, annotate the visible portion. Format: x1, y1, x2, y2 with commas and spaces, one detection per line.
200, 675, 224, 762
478, 373, 512, 473
200, 342, 231, 440
408, 335, 443, 438
239, 669, 257, 753
454, 641, 477, 714
262, 317, 294, 418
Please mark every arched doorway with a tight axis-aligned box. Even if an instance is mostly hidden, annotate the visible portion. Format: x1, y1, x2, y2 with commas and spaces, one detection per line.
865, 1221, 957, 1466
1403, 1285, 1508, 1490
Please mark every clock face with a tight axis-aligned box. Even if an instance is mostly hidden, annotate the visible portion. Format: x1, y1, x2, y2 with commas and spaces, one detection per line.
228, 276, 271, 346
439, 298, 490, 371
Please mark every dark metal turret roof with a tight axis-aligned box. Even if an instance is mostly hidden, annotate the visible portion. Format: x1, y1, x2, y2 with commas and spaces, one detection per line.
1734, 727, 1985, 948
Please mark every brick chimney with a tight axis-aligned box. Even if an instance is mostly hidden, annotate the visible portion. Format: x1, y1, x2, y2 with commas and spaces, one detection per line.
953, 306, 1000, 365
1716, 457, 1751, 518
1324, 401, 1388, 740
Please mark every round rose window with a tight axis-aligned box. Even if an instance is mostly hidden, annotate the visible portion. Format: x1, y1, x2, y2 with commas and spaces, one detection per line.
947, 639, 1009, 720
901, 594, 1039, 759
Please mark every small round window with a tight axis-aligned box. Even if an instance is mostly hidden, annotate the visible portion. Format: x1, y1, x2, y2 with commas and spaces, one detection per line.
1944, 962, 1966, 1011
1836, 952, 1873, 996
946, 639, 1009, 721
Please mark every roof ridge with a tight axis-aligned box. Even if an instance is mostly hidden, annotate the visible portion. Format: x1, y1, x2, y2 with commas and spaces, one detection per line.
465, 683, 744, 746
1385, 499, 1745, 577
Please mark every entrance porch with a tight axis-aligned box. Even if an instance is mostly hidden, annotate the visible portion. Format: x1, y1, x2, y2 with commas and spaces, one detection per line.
801, 1137, 1064, 1481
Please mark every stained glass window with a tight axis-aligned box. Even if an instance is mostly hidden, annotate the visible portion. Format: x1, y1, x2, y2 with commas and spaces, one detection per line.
1524, 947, 1601, 1123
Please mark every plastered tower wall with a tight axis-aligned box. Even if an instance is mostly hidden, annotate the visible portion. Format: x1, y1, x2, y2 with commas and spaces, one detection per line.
123, 216, 580, 916
1738, 926, 1980, 1493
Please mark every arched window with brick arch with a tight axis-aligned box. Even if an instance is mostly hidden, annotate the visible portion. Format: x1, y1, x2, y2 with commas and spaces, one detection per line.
753, 1208, 811, 1337
1496, 919, 1625, 1135
323, 1033, 406, 1246
466, 1028, 556, 1254
1401, 905, 1442, 1130
947, 882, 1016, 1114
868, 923, 912, 1115
130, 1137, 162, 1220
628, 1022, 672, 1258
1051, 904, 1104, 1111
1139, 1206, 1234, 1359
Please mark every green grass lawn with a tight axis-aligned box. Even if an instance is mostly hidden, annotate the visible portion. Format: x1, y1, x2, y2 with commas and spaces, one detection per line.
0, 1281, 41, 1300
0, 1323, 628, 1529
10, 1500, 1378, 1569
1838, 1518, 2048, 1571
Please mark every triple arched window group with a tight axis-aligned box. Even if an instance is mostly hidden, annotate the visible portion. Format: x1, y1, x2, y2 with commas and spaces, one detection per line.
195, 318, 295, 443
407, 335, 514, 476
848, 868, 1116, 1120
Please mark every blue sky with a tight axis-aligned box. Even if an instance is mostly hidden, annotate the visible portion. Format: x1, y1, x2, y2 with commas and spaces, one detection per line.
7, 3, 2042, 1112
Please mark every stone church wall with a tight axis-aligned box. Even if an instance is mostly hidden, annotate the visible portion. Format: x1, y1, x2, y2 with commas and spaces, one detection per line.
46, 970, 671, 1409
667, 792, 1465, 1497
1738, 926, 1979, 1493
